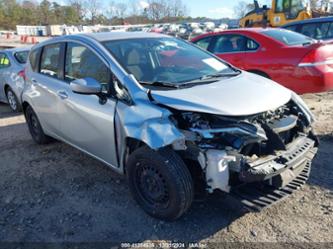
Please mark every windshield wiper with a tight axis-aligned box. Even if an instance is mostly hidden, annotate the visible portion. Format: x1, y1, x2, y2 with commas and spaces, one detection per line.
140, 81, 179, 88
178, 70, 242, 86
200, 71, 241, 80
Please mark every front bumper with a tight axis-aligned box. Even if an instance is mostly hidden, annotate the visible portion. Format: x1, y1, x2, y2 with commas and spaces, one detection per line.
239, 135, 318, 185
230, 135, 318, 211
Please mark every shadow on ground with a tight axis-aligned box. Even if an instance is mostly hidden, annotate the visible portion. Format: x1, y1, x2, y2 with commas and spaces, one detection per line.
308, 134, 333, 192
0, 120, 332, 243
0, 103, 21, 119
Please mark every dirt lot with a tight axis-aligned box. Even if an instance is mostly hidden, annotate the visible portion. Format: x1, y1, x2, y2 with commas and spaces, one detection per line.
0, 92, 332, 245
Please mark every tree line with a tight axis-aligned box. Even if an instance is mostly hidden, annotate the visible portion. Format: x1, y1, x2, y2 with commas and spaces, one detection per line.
0, 0, 188, 30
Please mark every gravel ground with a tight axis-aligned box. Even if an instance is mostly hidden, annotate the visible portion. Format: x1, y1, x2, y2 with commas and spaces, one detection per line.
0, 92, 332, 245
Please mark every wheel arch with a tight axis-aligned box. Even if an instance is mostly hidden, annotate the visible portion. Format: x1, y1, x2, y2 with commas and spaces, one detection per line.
22, 101, 31, 114
247, 69, 271, 79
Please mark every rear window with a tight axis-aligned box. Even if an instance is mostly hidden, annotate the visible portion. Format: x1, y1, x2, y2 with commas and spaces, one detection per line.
262, 29, 314, 46
14, 51, 29, 64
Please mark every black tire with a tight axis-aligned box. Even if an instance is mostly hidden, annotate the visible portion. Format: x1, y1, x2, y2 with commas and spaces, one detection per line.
127, 146, 194, 221
6, 87, 22, 112
25, 105, 51, 144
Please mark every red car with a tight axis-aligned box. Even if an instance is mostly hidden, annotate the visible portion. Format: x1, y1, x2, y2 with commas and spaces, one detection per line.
191, 28, 333, 94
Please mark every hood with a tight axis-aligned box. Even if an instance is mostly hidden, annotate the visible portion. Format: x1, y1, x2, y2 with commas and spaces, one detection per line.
151, 71, 292, 116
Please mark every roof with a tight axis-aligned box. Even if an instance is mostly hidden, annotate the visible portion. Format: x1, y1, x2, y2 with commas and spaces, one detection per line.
81, 32, 169, 42
282, 16, 333, 27
4, 46, 32, 53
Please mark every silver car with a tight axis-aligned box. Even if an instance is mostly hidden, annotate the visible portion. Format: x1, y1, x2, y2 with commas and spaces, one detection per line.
22, 33, 318, 220
0, 47, 31, 112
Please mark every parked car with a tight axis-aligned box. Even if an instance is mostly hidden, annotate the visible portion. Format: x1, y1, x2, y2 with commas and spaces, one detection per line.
191, 28, 333, 94
23, 32, 318, 220
0, 47, 30, 112
282, 16, 333, 40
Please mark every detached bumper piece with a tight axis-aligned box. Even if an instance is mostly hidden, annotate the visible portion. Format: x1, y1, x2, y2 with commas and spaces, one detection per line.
230, 135, 318, 212
230, 161, 312, 211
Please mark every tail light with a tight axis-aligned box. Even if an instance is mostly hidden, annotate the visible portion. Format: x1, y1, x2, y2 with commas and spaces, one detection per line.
299, 45, 333, 67
18, 69, 26, 81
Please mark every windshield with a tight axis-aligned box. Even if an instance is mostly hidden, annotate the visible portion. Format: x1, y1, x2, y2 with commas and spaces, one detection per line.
276, 0, 307, 12
103, 37, 237, 86
14, 51, 29, 64
262, 29, 314, 45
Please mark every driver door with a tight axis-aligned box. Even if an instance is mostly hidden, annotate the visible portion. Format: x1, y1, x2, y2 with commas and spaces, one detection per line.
57, 42, 119, 167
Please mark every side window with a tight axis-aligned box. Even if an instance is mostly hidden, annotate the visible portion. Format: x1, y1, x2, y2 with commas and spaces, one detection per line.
317, 22, 330, 39
0, 53, 11, 69
212, 35, 247, 53
246, 39, 259, 51
284, 25, 298, 32
326, 23, 333, 39
40, 44, 61, 78
194, 37, 212, 50
300, 23, 317, 38
65, 42, 111, 84
29, 48, 40, 72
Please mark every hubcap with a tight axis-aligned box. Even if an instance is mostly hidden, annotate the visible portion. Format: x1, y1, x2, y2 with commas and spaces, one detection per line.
137, 165, 169, 205
7, 91, 17, 110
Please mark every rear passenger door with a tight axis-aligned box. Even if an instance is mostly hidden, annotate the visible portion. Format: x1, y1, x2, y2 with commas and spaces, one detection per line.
28, 43, 64, 136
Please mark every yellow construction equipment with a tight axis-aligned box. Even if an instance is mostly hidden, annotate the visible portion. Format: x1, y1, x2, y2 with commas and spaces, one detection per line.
240, 0, 332, 28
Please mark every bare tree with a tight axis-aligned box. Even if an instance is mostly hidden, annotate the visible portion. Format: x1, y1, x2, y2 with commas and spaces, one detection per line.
85, 0, 101, 24
145, 0, 187, 21
233, 1, 254, 19
68, 0, 86, 21
109, 1, 128, 19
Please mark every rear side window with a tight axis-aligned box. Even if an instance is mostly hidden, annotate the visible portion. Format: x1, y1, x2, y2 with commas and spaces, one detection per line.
0, 53, 11, 68
40, 44, 61, 78
262, 29, 313, 45
194, 37, 212, 50
65, 42, 111, 84
246, 39, 259, 51
14, 51, 29, 64
29, 48, 40, 72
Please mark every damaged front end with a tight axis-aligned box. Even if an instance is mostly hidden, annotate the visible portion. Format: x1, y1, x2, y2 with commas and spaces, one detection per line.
169, 98, 318, 209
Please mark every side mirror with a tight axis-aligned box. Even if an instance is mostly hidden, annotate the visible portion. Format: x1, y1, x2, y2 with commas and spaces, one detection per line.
70, 78, 101, 95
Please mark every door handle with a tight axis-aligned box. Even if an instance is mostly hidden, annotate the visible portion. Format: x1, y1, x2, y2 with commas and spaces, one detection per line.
57, 90, 68, 100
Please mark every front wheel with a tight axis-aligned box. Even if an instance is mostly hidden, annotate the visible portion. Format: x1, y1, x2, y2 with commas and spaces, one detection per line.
6, 87, 21, 112
127, 147, 194, 221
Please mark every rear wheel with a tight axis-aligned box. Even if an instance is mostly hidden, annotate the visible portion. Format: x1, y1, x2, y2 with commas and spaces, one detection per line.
6, 87, 21, 112
127, 146, 194, 221
25, 106, 51, 144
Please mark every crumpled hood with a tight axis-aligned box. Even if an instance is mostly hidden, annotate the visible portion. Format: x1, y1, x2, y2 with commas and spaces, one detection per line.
151, 71, 292, 116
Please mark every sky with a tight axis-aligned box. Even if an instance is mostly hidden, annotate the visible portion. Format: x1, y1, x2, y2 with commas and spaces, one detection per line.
55, 0, 272, 19
189, 0, 271, 19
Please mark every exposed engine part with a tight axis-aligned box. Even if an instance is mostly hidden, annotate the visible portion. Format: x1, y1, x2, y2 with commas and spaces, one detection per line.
173, 100, 311, 158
